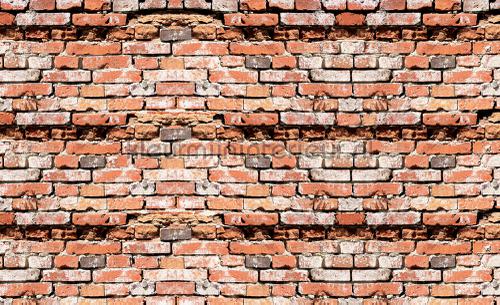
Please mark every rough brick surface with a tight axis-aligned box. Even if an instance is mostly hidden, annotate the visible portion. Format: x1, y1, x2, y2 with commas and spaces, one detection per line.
0, 0, 499, 303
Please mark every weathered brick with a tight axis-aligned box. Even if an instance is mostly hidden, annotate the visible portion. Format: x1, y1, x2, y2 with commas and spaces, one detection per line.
113, 0, 138, 11
430, 156, 456, 169
245, 256, 271, 269
160, 228, 192, 241
15, 12, 70, 25
430, 56, 456, 69
430, 256, 456, 269
245, 56, 272, 69
160, 127, 192, 141
160, 28, 192, 41
79, 255, 106, 269
79, 156, 106, 169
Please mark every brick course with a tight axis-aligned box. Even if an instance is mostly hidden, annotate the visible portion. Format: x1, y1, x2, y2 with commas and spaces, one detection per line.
0, 0, 498, 303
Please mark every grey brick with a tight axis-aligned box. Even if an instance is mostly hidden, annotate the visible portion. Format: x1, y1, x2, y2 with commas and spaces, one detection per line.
196, 181, 220, 195
430, 56, 456, 69
160, 127, 191, 141
245, 56, 271, 69
246, 156, 271, 169
430, 156, 456, 169
430, 256, 455, 269
245, 256, 271, 269
160, 28, 192, 42
160, 227, 192, 241
79, 156, 106, 169
130, 181, 155, 195
80, 256, 105, 269
196, 280, 220, 295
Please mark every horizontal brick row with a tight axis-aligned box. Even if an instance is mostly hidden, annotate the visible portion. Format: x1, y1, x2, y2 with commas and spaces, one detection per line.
1, 0, 499, 12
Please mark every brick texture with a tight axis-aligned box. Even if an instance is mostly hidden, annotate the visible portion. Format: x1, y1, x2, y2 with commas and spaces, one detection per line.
0, 0, 499, 303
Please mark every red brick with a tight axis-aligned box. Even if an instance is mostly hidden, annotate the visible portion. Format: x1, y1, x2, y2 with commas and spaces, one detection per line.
72, 13, 127, 26
423, 13, 477, 26
224, 13, 278, 26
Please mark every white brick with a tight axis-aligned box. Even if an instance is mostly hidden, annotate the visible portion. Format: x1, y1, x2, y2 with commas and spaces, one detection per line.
16, 212, 70, 225
366, 12, 421, 26
28, 156, 52, 168
28, 256, 53, 269
482, 255, 500, 267
338, 198, 362, 211
0, 269, 40, 281
482, 155, 500, 167
378, 56, 403, 69
213, 0, 237, 11
144, 269, 207, 281
379, 256, 403, 268
0, 169, 39, 182
15, 13, 70, 25
340, 41, 365, 54
0, 70, 39, 82
281, 13, 336, 26
311, 70, 350, 82
340, 241, 364, 254
143, 169, 207, 181
298, 256, 323, 269
113, 0, 138, 11
379, 155, 403, 168
352, 269, 391, 281
269, 0, 294, 9
311, 269, 350, 281
298, 57, 323, 69
310, 169, 350, 181
352, 169, 391, 181
463, 0, 489, 11
143, 70, 207, 82
352, 69, 391, 82
338, 98, 363, 112
281, 212, 336, 225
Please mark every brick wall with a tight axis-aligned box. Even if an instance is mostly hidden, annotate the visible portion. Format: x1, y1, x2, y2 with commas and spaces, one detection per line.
0, 0, 499, 303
